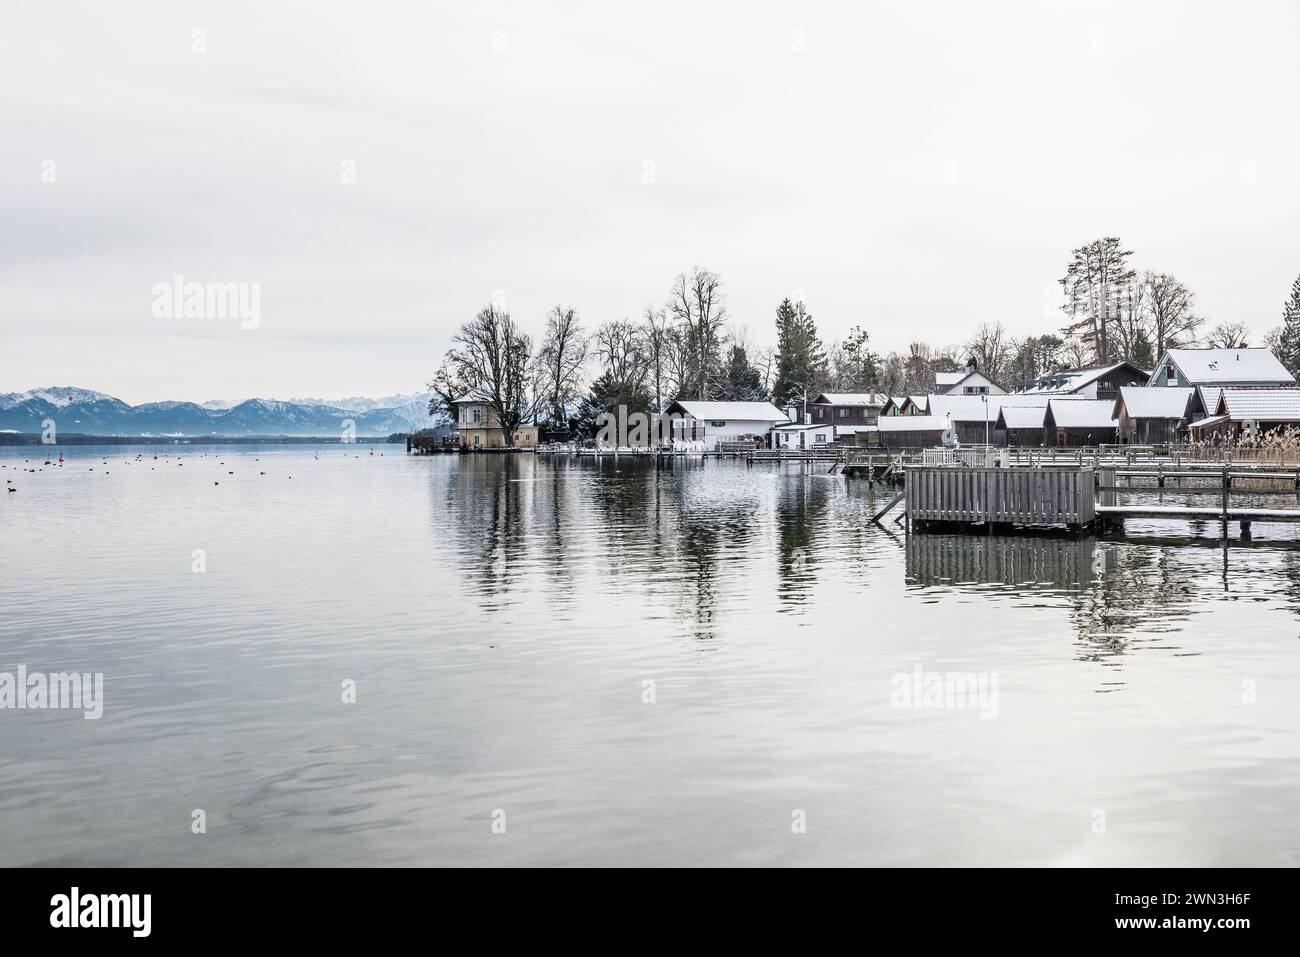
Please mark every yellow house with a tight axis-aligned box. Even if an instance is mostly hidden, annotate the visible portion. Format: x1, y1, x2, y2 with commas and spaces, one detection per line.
452, 396, 539, 449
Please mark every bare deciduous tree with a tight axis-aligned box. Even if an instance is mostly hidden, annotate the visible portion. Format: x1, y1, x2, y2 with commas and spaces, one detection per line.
446, 303, 539, 446
593, 319, 647, 389
965, 322, 1012, 386
639, 306, 676, 413
1206, 321, 1251, 349
536, 305, 588, 432
1144, 272, 1203, 356
667, 266, 728, 399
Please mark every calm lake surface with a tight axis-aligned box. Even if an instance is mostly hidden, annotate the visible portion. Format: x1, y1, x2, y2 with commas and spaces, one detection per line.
2, 444, 1299, 866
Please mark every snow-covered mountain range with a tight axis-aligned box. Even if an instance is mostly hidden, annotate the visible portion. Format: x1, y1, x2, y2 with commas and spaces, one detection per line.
0, 387, 438, 437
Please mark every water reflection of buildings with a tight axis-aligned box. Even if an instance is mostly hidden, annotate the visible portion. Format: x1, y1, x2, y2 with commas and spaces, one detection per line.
906, 533, 1097, 592
905, 532, 1210, 675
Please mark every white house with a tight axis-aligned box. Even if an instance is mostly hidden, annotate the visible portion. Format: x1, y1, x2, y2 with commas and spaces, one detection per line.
663, 400, 790, 450
935, 360, 1006, 396
770, 421, 836, 449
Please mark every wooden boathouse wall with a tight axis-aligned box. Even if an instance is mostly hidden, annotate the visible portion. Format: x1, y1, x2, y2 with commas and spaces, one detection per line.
906, 466, 1096, 528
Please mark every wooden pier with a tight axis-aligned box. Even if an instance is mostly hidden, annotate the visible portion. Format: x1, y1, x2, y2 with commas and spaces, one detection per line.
905, 466, 1095, 532
899, 462, 1300, 538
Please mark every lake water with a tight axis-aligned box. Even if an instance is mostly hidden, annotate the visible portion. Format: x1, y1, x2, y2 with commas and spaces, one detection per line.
2, 444, 1299, 866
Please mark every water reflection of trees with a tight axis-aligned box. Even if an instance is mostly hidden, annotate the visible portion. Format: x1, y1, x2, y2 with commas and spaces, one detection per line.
439, 454, 535, 604
776, 472, 831, 607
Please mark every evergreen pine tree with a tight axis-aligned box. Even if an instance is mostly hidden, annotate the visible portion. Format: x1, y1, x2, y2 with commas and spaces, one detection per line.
771, 299, 826, 411
1279, 273, 1300, 371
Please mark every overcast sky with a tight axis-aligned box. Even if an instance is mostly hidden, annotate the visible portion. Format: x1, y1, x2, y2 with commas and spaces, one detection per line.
3, 0, 1299, 404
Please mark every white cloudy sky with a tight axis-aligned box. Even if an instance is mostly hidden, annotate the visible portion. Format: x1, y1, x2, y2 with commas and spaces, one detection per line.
3, 0, 1299, 404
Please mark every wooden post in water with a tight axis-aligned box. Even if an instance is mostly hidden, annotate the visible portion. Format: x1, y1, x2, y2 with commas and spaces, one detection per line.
1221, 464, 1229, 538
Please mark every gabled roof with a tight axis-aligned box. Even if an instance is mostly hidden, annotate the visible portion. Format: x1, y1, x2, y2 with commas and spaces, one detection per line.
1214, 387, 1300, 421
811, 392, 889, 406
996, 405, 1048, 430
877, 414, 948, 433
1156, 348, 1294, 385
1115, 386, 1194, 420
926, 393, 1006, 421
666, 400, 789, 422
1045, 398, 1116, 429
1018, 362, 1149, 395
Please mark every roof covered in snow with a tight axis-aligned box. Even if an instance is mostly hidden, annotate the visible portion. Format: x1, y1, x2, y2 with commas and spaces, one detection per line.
667, 400, 789, 422
926, 393, 1006, 421
1159, 348, 1295, 385
877, 414, 948, 432
1215, 388, 1300, 421
997, 405, 1048, 429
1045, 398, 1117, 429
1016, 362, 1149, 396
1115, 386, 1195, 419
811, 392, 889, 406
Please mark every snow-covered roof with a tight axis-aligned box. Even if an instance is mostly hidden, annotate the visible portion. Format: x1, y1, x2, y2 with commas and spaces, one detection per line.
997, 406, 1048, 429
935, 371, 965, 386
1160, 348, 1294, 385
772, 421, 832, 431
1116, 386, 1194, 419
1215, 387, 1300, 421
812, 392, 889, 406
1046, 399, 1116, 429
1189, 414, 1229, 430
668, 400, 789, 422
877, 414, 948, 433
1018, 362, 1149, 395
926, 394, 1006, 421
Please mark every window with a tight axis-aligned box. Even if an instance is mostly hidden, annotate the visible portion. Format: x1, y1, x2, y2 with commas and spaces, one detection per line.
473, 408, 482, 423
963, 385, 989, 396
709, 420, 726, 427
1166, 365, 1176, 383
815, 434, 826, 443
838, 408, 848, 418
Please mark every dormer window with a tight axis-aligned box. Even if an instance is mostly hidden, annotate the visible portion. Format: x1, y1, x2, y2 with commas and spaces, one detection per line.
1165, 365, 1176, 383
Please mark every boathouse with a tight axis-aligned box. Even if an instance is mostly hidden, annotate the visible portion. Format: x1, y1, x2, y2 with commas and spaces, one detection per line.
1188, 387, 1300, 442
1113, 386, 1194, 444
995, 404, 1049, 447
877, 414, 948, 448
1042, 398, 1116, 446
926, 394, 1006, 445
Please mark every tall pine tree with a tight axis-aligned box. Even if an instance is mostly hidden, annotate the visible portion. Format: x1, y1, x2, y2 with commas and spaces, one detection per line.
1279, 273, 1300, 371
771, 298, 826, 412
